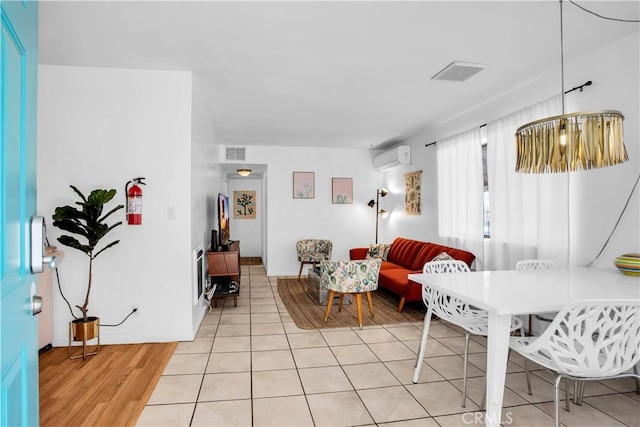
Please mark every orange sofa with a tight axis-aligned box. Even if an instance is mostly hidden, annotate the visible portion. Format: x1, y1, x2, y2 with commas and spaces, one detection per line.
350, 237, 475, 312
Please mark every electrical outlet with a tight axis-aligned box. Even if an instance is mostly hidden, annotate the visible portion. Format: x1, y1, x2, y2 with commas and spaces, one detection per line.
132, 306, 140, 318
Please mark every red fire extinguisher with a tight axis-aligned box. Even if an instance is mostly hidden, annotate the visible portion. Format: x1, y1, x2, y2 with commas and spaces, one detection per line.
125, 177, 146, 225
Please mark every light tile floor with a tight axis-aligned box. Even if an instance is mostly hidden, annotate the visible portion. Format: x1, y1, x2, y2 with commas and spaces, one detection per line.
137, 265, 640, 426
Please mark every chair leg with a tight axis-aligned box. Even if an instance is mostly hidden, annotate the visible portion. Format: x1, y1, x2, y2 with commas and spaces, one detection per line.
338, 294, 345, 312
366, 292, 374, 318
564, 378, 571, 412
355, 293, 363, 329
553, 375, 562, 427
634, 362, 640, 394
298, 262, 304, 279
523, 356, 532, 395
574, 380, 585, 405
462, 332, 470, 408
324, 290, 335, 323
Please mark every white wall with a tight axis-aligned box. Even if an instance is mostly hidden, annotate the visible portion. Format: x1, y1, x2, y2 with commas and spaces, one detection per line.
564, 32, 639, 268
222, 146, 383, 276
382, 31, 639, 270
381, 150, 440, 245
227, 177, 263, 257
190, 77, 222, 329
38, 65, 199, 345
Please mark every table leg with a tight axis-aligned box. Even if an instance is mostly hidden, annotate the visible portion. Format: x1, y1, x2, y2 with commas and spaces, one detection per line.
412, 298, 433, 383
484, 313, 511, 427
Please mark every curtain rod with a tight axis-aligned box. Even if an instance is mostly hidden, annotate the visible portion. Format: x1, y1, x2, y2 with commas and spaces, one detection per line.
425, 80, 592, 148
425, 124, 486, 148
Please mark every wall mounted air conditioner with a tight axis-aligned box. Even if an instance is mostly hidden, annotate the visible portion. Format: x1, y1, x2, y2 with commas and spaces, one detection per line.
373, 145, 411, 171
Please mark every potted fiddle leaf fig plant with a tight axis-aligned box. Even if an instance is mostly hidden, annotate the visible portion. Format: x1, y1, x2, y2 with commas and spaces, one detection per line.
52, 185, 123, 355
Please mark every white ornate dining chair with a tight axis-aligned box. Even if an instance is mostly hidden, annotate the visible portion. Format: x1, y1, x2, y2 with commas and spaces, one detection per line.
515, 259, 558, 335
509, 299, 640, 427
515, 259, 557, 271
412, 260, 529, 408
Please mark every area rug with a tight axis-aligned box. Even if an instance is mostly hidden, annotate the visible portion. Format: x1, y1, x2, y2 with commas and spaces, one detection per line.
277, 277, 425, 329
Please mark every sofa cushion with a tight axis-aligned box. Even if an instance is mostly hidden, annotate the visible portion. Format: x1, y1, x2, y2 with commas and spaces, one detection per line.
387, 238, 426, 269
378, 268, 413, 292
366, 243, 392, 261
432, 251, 454, 261
380, 261, 405, 271
412, 242, 475, 270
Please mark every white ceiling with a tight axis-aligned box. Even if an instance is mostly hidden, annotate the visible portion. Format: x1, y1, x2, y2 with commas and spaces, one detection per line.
39, 1, 639, 150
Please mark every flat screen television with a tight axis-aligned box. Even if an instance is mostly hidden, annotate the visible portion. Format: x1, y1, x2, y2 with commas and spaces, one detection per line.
217, 193, 231, 246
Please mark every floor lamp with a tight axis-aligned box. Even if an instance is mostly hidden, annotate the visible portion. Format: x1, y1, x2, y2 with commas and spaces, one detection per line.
368, 188, 389, 244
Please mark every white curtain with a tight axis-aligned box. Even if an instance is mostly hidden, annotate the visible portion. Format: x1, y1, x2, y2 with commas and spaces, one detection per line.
485, 96, 569, 270
437, 128, 485, 269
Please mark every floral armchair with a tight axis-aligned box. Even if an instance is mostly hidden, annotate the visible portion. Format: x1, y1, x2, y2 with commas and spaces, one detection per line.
296, 239, 332, 279
320, 258, 382, 329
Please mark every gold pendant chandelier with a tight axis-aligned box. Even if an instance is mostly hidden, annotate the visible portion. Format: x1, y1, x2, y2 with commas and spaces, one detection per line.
515, 110, 627, 173
515, 0, 628, 174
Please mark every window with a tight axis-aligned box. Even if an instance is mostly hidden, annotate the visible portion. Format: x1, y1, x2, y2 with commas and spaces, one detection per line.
481, 126, 490, 238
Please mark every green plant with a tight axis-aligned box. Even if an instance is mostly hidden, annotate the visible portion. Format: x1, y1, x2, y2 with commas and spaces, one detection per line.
335, 194, 349, 204
52, 185, 124, 321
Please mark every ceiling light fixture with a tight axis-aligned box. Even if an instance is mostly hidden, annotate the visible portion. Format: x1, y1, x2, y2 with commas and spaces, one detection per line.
237, 169, 252, 177
515, 0, 628, 174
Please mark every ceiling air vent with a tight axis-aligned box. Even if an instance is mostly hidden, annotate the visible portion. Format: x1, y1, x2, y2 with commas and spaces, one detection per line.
432, 61, 486, 82
226, 147, 246, 161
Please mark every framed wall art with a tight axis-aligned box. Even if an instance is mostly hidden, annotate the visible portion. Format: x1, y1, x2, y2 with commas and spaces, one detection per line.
405, 170, 422, 215
233, 190, 256, 219
293, 172, 315, 199
331, 178, 353, 204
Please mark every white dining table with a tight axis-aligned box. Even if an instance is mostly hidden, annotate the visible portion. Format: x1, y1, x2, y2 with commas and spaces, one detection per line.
408, 267, 640, 427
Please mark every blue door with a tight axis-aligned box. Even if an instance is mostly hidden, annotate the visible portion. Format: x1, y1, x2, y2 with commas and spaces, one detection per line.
1, 1, 39, 425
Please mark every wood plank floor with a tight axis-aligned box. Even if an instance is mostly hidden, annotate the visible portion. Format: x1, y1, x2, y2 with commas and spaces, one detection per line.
39, 342, 176, 427
240, 256, 262, 265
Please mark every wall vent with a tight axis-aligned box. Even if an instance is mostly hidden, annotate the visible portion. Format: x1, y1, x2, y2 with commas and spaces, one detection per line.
432, 61, 486, 82
226, 147, 246, 161
192, 246, 204, 305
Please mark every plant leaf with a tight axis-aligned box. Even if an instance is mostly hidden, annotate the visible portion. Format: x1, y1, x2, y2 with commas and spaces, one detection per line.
99, 204, 124, 223
70, 185, 87, 203
57, 235, 92, 255
93, 240, 120, 259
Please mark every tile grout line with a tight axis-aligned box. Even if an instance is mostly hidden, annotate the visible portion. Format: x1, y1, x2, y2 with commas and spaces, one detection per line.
142, 265, 640, 427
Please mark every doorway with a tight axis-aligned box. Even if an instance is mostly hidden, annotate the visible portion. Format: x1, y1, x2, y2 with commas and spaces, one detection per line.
225, 168, 266, 266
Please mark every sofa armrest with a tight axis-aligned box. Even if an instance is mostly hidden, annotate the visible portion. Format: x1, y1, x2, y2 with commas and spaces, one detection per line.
349, 248, 368, 260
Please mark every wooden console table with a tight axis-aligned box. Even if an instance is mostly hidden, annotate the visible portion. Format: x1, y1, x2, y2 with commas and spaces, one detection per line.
207, 241, 241, 307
